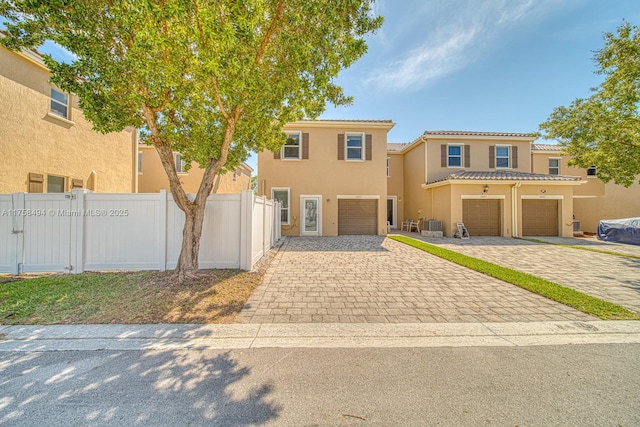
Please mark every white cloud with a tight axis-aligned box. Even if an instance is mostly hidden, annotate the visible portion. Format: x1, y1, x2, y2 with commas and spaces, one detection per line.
367, 0, 554, 91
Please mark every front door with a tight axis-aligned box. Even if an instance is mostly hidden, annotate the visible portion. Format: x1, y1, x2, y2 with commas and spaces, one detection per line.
301, 195, 322, 236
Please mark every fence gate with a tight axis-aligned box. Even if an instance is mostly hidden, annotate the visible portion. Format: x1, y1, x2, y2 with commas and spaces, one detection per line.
7, 193, 74, 273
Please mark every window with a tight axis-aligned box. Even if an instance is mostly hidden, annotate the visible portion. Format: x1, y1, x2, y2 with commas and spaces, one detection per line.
448, 145, 462, 167
495, 146, 510, 169
50, 88, 69, 119
587, 166, 597, 177
138, 151, 143, 174
548, 158, 560, 175
387, 157, 390, 177
175, 154, 185, 173
47, 175, 66, 193
345, 132, 365, 160
272, 188, 290, 224
282, 132, 302, 160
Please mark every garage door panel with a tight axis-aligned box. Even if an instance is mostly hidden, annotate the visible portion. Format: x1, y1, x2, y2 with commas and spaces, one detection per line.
463, 199, 501, 236
338, 200, 377, 235
522, 199, 558, 236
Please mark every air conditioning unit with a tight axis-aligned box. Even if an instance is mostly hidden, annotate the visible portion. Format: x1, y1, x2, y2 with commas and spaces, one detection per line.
423, 219, 442, 232
573, 220, 581, 233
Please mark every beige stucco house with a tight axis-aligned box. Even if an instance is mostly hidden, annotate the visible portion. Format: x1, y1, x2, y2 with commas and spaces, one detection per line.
137, 145, 252, 194
532, 144, 640, 233
389, 131, 585, 238
0, 36, 138, 194
257, 120, 395, 236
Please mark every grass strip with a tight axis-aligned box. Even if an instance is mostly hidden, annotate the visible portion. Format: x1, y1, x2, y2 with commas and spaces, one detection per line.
390, 235, 640, 320
520, 237, 640, 260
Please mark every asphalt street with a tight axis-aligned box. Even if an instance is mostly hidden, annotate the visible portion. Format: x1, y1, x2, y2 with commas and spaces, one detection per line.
2, 344, 639, 426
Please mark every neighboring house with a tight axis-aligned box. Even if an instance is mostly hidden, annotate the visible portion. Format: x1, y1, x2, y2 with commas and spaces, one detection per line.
390, 131, 584, 238
137, 145, 252, 194
532, 144, 640, 233
0, 35, 138, 194
257, 120, 395, 236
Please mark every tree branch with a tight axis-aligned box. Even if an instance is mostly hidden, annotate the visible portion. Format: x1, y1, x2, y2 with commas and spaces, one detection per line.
255, 0, 284, 65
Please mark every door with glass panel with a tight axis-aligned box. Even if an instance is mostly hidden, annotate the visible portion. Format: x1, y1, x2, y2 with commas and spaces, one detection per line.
300, 196, 322, 236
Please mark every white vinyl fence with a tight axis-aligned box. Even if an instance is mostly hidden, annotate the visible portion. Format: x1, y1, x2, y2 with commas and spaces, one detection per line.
0, 189, 281, 274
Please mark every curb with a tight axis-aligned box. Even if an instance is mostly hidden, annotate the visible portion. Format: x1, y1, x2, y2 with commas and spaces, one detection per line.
1, 321, 640, 352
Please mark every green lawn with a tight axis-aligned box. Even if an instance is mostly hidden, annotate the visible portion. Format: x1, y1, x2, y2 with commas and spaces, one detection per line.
0, 269, 264, 325
390, 235, 640, 320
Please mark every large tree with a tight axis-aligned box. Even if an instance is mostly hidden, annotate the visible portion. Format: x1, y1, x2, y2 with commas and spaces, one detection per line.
1, 0, 382, 280
539, 21, 640, 187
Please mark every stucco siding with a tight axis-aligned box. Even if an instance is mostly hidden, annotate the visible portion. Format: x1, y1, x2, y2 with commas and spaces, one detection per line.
0, 46, 136, 193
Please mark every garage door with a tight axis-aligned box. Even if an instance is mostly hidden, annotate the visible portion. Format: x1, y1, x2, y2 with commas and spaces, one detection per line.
462, 199, 501, 236
522, 199, 558, 236
338, 199, 378, 235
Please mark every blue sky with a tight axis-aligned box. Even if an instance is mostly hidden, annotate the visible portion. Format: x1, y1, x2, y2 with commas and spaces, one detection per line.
13, 0, 640, 172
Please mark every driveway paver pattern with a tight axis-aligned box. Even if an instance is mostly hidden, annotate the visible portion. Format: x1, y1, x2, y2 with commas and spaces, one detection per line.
237, 236, 593, 323
415, 236, 640, 313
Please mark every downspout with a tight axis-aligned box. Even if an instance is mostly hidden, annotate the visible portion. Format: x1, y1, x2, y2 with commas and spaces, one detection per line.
511, 181, 522, 237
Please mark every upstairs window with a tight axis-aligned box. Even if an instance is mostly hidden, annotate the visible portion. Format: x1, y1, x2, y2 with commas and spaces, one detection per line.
175, 154, 185, 173
346, 132, 365, 161
282, 132, 302, 160
587, 166, 597, 177
448, 145, 462, 167
548, 158, 560, 175
50, 88, 69, 119
495, 146, 510, 169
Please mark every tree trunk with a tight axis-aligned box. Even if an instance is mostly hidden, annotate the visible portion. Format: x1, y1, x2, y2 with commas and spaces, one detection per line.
174, 202, 207, 281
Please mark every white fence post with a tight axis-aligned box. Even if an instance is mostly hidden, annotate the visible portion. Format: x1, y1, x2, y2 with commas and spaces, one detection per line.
239, 190, 253, 270
158, 190, 167, 271
70, 189, 87, 274
11, 192, 25, 274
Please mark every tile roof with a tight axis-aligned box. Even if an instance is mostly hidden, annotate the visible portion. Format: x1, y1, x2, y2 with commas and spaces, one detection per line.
423, 130, 536, 138
427, 170, 582, 185
532, 143, 562, 151
387, 143, 407, 152
299, 119, 394, 123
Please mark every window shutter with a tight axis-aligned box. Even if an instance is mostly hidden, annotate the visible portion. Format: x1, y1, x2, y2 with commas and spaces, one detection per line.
273, 150, 281, 160
365, 134, 372, 160
302, 133, 309, 159
28, 173, 44, 193
464, 145, 471, 168
72, 179, 83, 189
489, 146, 495, 169
511, 146, 518, 169
337, 134, 345, 160
441, 144, 446, 167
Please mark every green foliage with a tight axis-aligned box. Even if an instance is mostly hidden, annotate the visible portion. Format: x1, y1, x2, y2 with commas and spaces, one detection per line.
539, 21, 640, 187
0, 0, 382, 172
390, 235, 640, 320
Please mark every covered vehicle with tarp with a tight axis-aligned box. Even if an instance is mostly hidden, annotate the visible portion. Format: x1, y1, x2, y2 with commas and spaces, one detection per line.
597, 217, 640, 246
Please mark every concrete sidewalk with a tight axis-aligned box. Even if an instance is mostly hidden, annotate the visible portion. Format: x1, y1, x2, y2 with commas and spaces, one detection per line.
1, 321, 640, 351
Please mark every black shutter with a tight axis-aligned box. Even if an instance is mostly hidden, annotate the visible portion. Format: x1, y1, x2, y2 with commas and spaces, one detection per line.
337, 134, 345, 160
441, 144, 446, 167
365, 134, 372, 160
511, 146, 518, 169
489, 146, 495, 169
302, 133, 309, 159
273, 150, 280, 160
464, 145, 470, 168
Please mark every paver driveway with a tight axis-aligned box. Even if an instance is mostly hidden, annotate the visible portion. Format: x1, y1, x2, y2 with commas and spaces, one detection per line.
417, 236, 640, 313
237, 236, 593, 323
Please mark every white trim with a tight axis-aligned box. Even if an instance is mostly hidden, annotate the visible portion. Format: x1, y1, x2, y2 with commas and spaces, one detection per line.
521, 195, 564, 200
46, 112, 75, 126
387, 196, 398, 229
548, 157, 561, 175
336, 195, 380, 200
300, 195, 322, 236
281, 130, 303, 160
285, 120, 394, 130
344, 131, 366, 161
271, 187, 291, 225
461, 195, 506, 200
